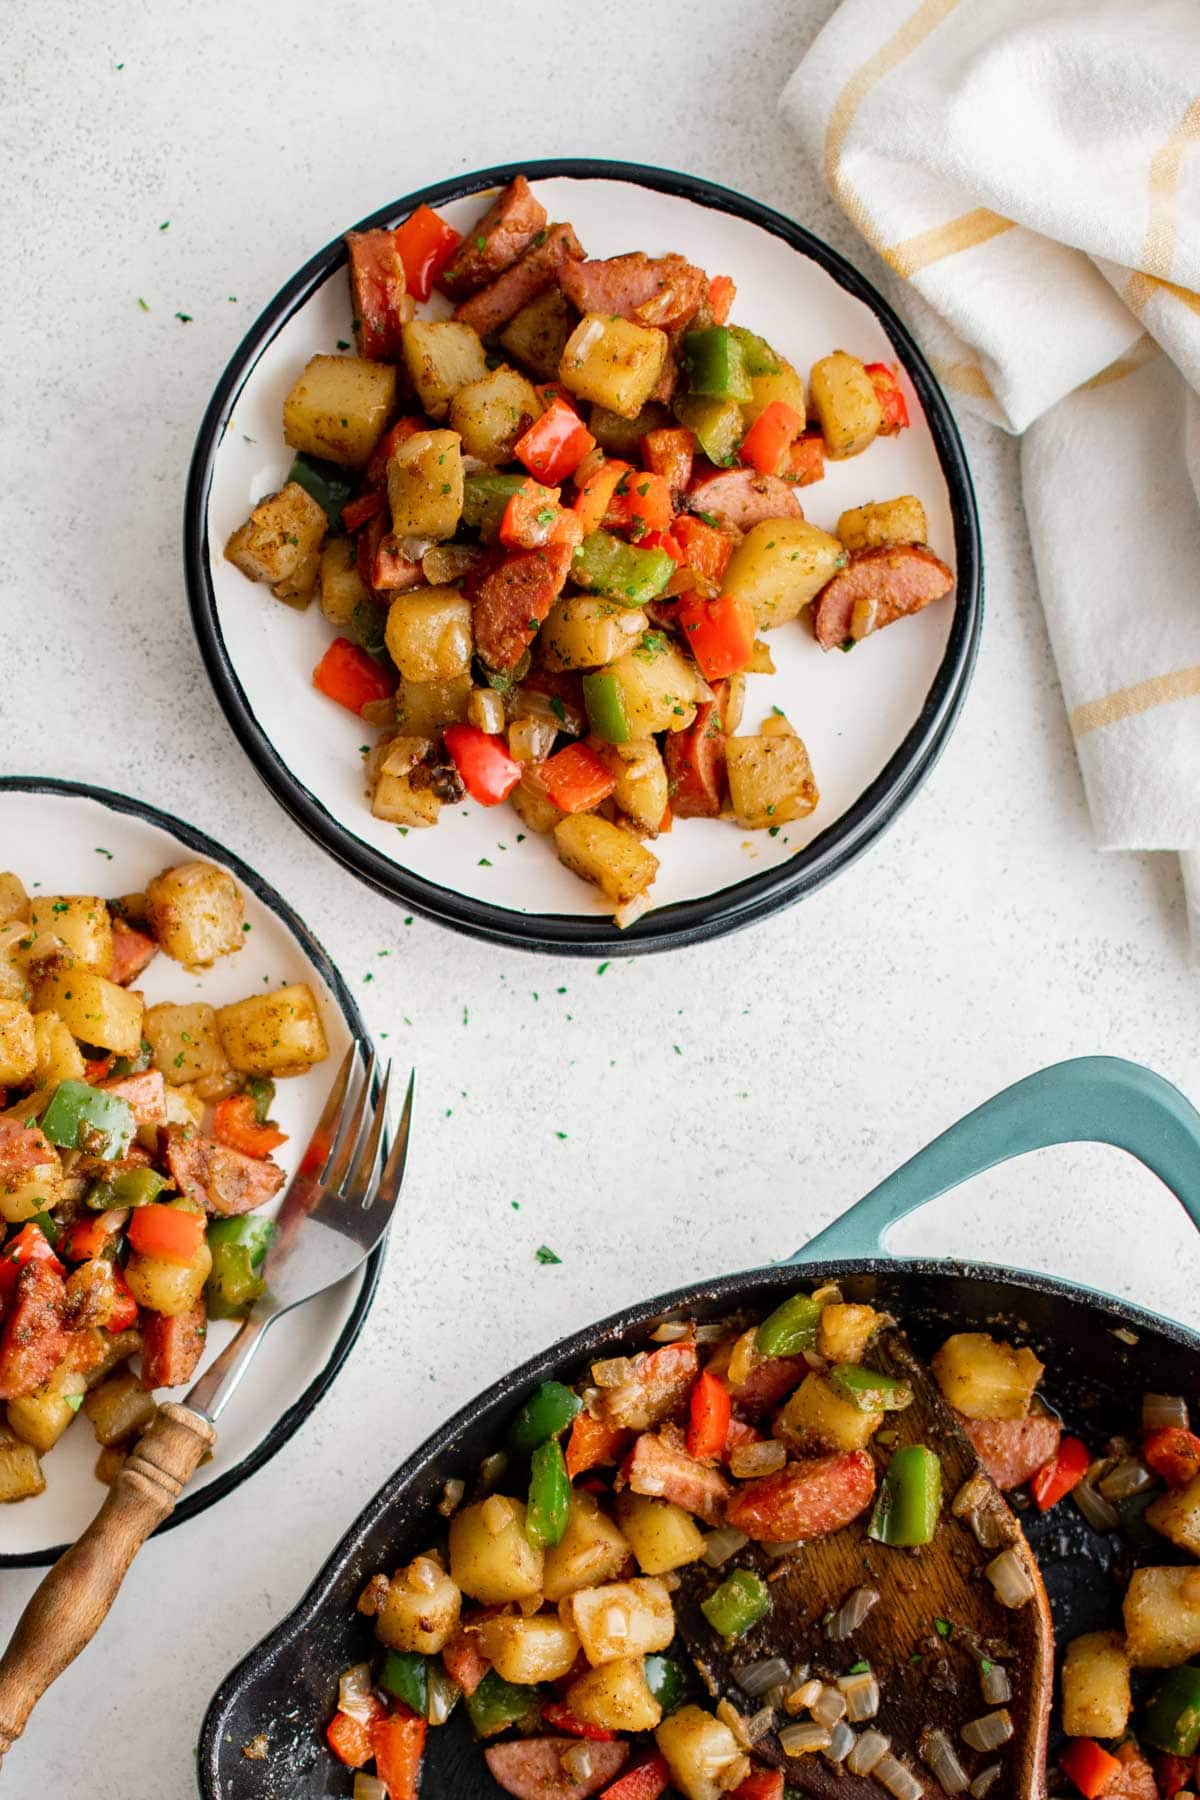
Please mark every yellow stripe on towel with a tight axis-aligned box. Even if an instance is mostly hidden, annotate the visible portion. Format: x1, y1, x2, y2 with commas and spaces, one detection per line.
883, 208, 1014, 278
1071, 666, 1200, 737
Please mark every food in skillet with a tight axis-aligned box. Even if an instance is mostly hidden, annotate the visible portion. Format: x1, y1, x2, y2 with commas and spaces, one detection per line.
224, 174, 955, 926
0, 862, 329, 1502
324, 1286, 1200, 1800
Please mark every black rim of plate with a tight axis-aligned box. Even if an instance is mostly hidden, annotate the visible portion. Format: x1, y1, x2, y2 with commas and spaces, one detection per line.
184, 157, 984, 957
0, 775, 384, 1568
198, 1252, 1199, 1794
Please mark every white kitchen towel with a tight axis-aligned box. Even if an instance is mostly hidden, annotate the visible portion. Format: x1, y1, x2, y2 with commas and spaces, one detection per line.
781, 0, 1200, 947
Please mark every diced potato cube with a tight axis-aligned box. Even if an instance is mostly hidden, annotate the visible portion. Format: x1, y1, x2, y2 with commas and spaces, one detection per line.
568, 1577, 675, 1665
385, 587, 473, 683
617, 1493, 706, 1574
723, 519, 846, 630
387, 430, 464, 541
837, 495, 928, 553
0, 1427, 45, 1502
0, 998, 36, 1085
725, 735, 819, 830
82, 1372, 157, 1447
143, 1001, 227, 1085
216, 984, 329, 1077
810, 351, 883, 459
145, 861, 244, 968
7, 1382, 81, 1454
542, 1491, 632, 1601
741, 360, 806, 431
817, 1303, 884, 1364
32, 1010, 86, 1088
375, 1554, 461, 1654
318, 536, 371, 628
560, 314, 669, 419
554, 815, 659, 907
1123, 1566, 1200, 1667
1062, 1631, 1131, 1738
125, 1241, 211, 1318
931, 1333, 1044, 1421
370, 738, 442, 829
28, 897, 113, 975
476, 1615, 581, 1684
448, 1495, 544, 1603
608, 635, 701, 736
657, 1705, 742, 1800
401, 320, 488, 420
1146, 1473, 1200, 1556
224, 481, 329, 586
774, 1372, 882, 1453
0, 874, 29, 925
541, 597, 648, 671
510, 769, 565, 837
605, 740, 669, 835
282, 353, 397, 468
566, 1657, 662, 1733
395, 675, 472, 736
449, 365, 542, 464
31, 968, 143, 1058
501, 288, 576, 381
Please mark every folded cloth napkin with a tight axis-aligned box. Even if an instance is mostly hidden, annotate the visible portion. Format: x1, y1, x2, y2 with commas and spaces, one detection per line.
781, 0, 1200, 948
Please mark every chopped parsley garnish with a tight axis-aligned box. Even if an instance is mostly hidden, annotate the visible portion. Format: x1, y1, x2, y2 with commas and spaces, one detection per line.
549, 697, 566, 723
934, 1617, 953, 1639
695, 510, 719, 528
175, 312, 192, 323
536, 1245, 562, 1265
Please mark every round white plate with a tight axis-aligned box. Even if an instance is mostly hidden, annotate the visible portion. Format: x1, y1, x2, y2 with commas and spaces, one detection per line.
187, 160, 981, 954
0, 778, 378, 1564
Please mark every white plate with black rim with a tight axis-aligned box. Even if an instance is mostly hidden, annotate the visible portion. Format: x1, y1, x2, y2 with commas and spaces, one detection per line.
185, 158, 982, 957
0, 776, 381, 1566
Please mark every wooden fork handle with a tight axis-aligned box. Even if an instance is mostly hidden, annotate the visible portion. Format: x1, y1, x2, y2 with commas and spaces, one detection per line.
0, 1402, 214, 1765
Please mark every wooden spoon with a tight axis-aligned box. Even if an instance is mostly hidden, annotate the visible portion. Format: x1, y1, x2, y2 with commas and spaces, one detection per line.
672, 1331, 1053, 1799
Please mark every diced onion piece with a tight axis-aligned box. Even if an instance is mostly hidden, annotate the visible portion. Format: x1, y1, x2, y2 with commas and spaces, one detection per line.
467, 687, 507, 735
602, 1605, 630, 1640
719, 1755, 752, 1792
980, 1662, 1012, 1706
953, 1474, 1015, 1550
614, 891, 654, 931
985, 1549, 1035, 1609
478, 1451, 508, 1492
811, 1685, 847, 1728
508, 717, 559, 765
409, 1555, 441, 1594
919, 1727, 970, 1795
838, 1670, 880, 1722
969, 1766, 1002, 1797
649, 1320, 693, 1343
702, 1527, 749, 1568
694, 1322, 729, 1344
354, 1777, 388, 1800
1098, 1456, 1153, 1501
481, 1494, 512, 1536
826, 1720, 854, 1763
873, 1753, 924, 1800
438, 1478, 466, 1517
514, 685, 585, 738
729, 1440, 787, 1479
1072, 1467, 1120, 1533
847, 1729, 890, 1775
736, 1657, 792, 1699
717, 1699, 751, 1751
811, 1283, 842, 1307
961, 1710, 1014, 1753
952, 1473, 993, 1518
399, 535, 437, 562
784, 1679, 822, 1715
561, 1743, 594, 1781
1143, 1392, 1189, 1432
850, 596, 879, 641
591, 1356, 636, 1388
422, 543, 478, 585
826, 1584, 880, 1640
726, 1330, 760, 1390
779, 1722, 832, 1756
427, 1663, 460, 1727
746, 1707, 776, 1744
338, 1662, 376, 1724
762, 1539, 802, 1559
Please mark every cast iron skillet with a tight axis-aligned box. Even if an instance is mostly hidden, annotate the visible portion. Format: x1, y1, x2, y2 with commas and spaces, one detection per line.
199, 1057, 1200, 1796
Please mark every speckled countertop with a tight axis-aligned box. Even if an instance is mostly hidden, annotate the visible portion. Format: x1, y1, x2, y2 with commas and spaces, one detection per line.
1, 3, 1197, 1794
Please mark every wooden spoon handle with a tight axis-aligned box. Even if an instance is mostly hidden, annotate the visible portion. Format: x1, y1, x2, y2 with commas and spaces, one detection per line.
0, 1401, 214, 1764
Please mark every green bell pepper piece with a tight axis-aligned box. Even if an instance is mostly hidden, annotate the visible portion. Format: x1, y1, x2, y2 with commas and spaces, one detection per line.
643, 1654, 689, 1715
701, 1569, 770, 1640
509, 1380, 582, 1454
346, 598, 388, 660
465, 1670, 542, 1739
827, 1365, 914, 1413
673, 394, 743, 466
868, 1444, 943, 1547
288, 453, 354, 527
1144, 1665, 1200, 1756
462, 472, 528, 541
380, 1650, 429, 1716
245, 1077, 276, 1126
29, 1210, 60, 1246
205, 1215, 277, 1320
526, 1437, 571, 1549
40, 1082, 134, 1160
680, 328, 753, 402
756, 1292, 823, 1358
109, 1041, 153, 1077
572, 530, 674, 607
728, 326, 780, 376
582, 671, 631, 745
110, 1166, 169, 1208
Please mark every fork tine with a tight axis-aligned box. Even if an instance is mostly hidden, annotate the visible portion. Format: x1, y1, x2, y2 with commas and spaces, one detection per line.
290, 1041, 357, 1182
371, 1068, 416, 1218
323, 1048, 376, 1191
345, 1060, 393, 1205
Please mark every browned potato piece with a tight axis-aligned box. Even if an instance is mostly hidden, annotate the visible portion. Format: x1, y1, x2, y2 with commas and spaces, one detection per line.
448, 1495, 543, 1603
449, 365, 542, 464
370, 738, 442, 829
1061, 1632, 1131, 1738
31, 967, 143, 1057
560, 315, 668, 419
810, 351, 883, 459
395, 675, 472, 736
1146, 1474, 1200, 1556
216, 984, 329, 1077
542, 1491, 631, 1602
0, 1427, 44, 1502
125, 1238, 212, 1318
567, 1658, 662, 1733
741, 360, 806, 432
510, 770, 564, 837
616, 1494, 706, 1574
568, 1578, 675, 1665
837, 495, 928, 552
0, 998, 36, 1086
818, 1303, 885, 1363
501, 288, 576, 381
657, 1706, 742, 1799
476, 1616, 581, 1684
1123, 1566, 1200, 1666
385, 587, 473, 684
541, 597, 648, 672
774, 1372, 882, 1454
29, 896, 113, 974
554, 815, 659, 907
146, 861, 243, 968
401, 320, 488, 420
224, 482, 328, 587
387, 430, 464, 541
318, 537, 371, 629
722, 519, 846, 631
143, 1000, 228, 1085
375, 1553, 462, 1654
931, 1333, 1044, 1421
82, 1372, 158, 1446
605, 740, 669, 835
0, 874, 29, 925
283, 353, 397, 467
32, 1010, 86, 1088
725, 735, 819, 830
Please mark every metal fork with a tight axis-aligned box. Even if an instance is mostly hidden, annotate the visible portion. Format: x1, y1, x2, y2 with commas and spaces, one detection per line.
0, 1044, 411, 1767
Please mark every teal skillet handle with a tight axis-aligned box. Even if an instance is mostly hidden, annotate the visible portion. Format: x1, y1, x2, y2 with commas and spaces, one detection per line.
788, 1056, 1200, 1269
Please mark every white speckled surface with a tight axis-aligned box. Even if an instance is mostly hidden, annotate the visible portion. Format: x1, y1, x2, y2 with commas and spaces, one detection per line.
1, 4, 1197, 1794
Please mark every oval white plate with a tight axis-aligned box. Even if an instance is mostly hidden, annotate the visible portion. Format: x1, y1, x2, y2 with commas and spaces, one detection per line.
187, 160, 981, 954
0, 778, 378, 1564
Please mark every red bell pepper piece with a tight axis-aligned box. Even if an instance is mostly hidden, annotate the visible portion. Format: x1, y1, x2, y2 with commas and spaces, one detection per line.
865, 361, 910, 434
739, 400, 802, 476
542, 1701, 617, 1741
127, 1205, 206, 1265
1030, 1434, 1091, 1512
641, 427, 695, 494
1157, 1753, 1197, 1797
341, 489, 384, 534
0, 1222, 63, 1301
84, 1055, 115, 1082
676, 592, 757, 681
686, 1369, 732, 1461
212, 1094, 287, 1160
392, 203, 462, 302
673, 516, 734, 586
538, 743, 616, 815
515, 396, 596, 486
707, 275, 736, 325
107, 1264, 139, 1332
785, 434, 826, 486
731, 1773, 784, 1800
370, 1708, 427, 1800
573, 458, 631, 535
601, 1753, 673, 1800
326, 1693, 385, 1768
498, 478, 581, 553
1059, 1737, 1122, 1799
443, 724, 522, 807
565, 1411, 630, 1479
620, 471, 673, 540
1143, 1426, 1200, 1488
59, 1209, 127, 1264
313, 638, 397, 716
639, 528, 686, 566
